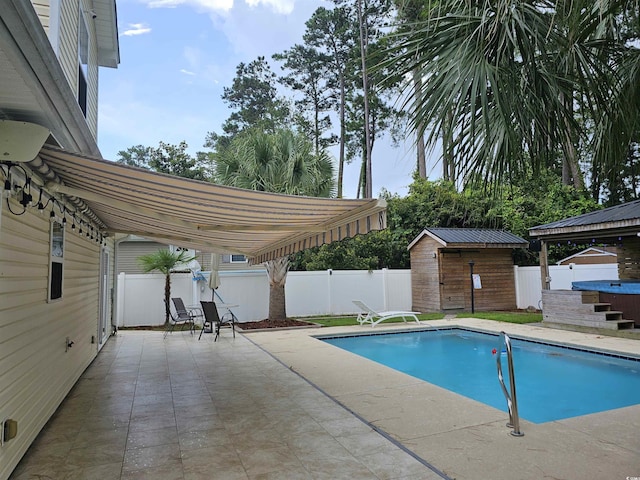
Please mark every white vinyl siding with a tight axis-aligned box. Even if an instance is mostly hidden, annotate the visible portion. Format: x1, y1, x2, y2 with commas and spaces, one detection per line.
221, 254, 263, 271
82, 3, 99, 137
31, 0, 51, 33
57, 0, 78, 98
116, 241, 169, 274
0, 202, 110, 480
116, 242, 265, 274
53, 0, 99, 138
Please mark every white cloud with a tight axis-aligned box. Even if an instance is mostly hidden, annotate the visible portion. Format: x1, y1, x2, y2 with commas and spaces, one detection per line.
212, 0, 325, 58
143, 0, 234, 12
121, 23, 152, 36
142, 0, 308, 15
244, 0, 295, 14
180, 69, 196, 75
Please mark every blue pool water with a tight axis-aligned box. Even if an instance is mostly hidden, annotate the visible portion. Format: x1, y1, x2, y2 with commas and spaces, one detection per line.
322, 328, 640, 423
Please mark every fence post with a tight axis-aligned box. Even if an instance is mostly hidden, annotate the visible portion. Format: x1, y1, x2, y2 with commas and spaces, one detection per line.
513, 266, 521, 309
327, 269, 333, 315
382, 268, 388, 311
116, 272, 125, 327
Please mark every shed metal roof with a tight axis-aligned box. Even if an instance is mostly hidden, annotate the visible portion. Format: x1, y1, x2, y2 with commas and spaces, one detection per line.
408, 228, 527, 250
529, 199, 640, 241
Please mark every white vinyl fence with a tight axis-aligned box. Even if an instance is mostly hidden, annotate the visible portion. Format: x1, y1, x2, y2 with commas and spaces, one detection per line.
115, 269, 412, 327
115, 264, 619, 327
514, 263, 619, 310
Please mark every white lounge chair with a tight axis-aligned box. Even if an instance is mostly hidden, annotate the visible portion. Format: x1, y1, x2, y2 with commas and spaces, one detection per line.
353, 300, 421, 327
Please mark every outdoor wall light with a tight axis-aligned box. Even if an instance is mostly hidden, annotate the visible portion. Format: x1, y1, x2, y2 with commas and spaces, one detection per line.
1, 418, 17, 445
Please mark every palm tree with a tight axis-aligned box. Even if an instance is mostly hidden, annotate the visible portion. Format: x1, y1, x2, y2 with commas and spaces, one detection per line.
214, 128, 336, 197
138, 249, 195, 325
385, 0, 639, 194
213, 128, 336, 320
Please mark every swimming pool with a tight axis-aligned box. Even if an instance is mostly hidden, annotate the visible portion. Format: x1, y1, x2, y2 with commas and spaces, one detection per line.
321, 328, 640, 423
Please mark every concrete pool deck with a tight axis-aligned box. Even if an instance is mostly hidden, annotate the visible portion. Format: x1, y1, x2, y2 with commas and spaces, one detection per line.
9, 319, 639, 480
246, 318, 640, 480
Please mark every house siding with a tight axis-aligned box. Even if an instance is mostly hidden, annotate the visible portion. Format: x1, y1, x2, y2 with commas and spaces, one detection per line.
57, 0, 77, 97
116, 241, 169, 274
32, 0, 51, 32
0, 203, 106, 479
116, 240, 265, 274
84, 1, 99, 138
53, 0, 99, 138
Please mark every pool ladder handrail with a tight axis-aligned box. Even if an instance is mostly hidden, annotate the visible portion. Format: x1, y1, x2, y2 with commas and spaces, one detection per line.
496, 331, 524, 437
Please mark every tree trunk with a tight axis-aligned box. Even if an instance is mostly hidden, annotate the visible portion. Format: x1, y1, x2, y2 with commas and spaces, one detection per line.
338, 75, 346, 198
164, 274, 171, 325
357, 0, 373, 198
265, 257, 290, 320
413, 68, 426, 178
442, 107, 455, 182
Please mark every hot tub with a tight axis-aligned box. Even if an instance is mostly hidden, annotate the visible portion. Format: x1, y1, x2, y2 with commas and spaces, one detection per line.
572, 280, 640, 325
572, 279, 640, 294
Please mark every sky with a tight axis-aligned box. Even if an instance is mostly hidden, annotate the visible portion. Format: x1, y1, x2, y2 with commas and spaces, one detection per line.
98, 0, 438, 198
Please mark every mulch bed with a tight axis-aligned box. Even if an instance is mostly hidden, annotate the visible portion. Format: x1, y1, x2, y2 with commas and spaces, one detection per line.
235, 318, 316, 330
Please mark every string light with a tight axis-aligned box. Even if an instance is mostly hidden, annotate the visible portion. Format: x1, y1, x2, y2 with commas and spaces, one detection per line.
1, 161, 105, 242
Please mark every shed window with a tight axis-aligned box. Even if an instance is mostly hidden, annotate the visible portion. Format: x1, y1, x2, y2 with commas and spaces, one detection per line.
230, 254, 247, 263
49, 221, 64, 301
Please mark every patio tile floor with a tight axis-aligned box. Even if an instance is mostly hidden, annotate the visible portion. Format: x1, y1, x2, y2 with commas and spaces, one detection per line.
9, 330, 441, 480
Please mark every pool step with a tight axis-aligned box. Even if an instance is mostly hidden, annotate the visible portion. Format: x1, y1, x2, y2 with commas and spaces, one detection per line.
541, 290, 636, 330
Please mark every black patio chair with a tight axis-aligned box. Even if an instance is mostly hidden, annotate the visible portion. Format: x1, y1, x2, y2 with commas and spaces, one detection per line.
163, 298, 196, 339
172, 297, 204, 328
200, 301, 235, 341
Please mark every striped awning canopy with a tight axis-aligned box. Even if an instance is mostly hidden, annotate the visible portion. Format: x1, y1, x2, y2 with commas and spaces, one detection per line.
36, 146, 387, 264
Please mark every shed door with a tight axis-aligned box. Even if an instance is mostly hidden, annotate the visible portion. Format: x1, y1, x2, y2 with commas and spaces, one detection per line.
439, 255, 465, 310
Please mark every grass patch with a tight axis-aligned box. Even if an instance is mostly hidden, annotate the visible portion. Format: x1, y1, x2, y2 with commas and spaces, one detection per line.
456, 311, 542, 324
308, 313, 445, 327
308, 311, 540, 327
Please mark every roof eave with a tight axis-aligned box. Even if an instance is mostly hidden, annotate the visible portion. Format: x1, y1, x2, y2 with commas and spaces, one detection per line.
439, 242, 528, 249
0, 0, 100, 155
94, 0, 120, 68
529, 219, 640, 241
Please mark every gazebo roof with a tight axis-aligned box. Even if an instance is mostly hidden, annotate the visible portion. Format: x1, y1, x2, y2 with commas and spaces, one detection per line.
529, 200, 640, 241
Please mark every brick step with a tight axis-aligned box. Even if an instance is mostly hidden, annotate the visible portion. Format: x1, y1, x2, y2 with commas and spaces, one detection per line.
540, 309, 624, 321
604, 311, 624, 321
543, 315, 635, 330
542, 290, 599, 302
593, 303, 613, 312
541, 303, 616, 315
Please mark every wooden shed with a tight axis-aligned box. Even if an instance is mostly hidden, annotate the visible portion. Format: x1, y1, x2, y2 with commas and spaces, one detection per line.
408, 228, 528, 312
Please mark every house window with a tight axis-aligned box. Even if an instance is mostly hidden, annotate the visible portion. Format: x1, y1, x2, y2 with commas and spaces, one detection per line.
49, 221, 64, 301
230, 254, 247, 263
77, 10, 89, 116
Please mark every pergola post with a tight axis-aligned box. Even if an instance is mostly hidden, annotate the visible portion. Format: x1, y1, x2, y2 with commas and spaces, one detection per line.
540, 240, 550, 290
